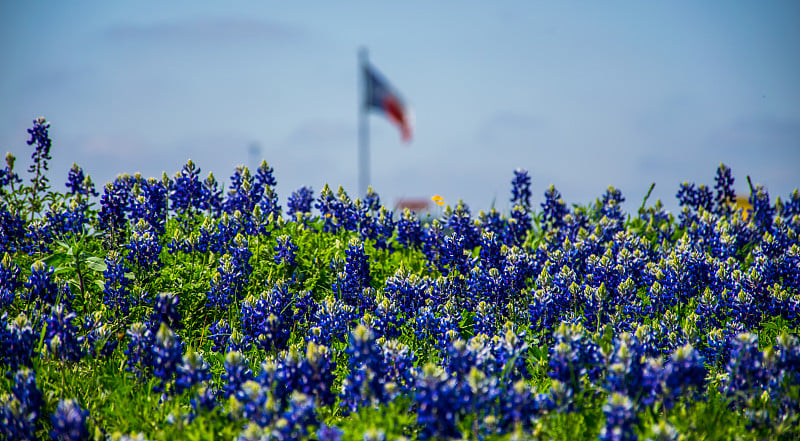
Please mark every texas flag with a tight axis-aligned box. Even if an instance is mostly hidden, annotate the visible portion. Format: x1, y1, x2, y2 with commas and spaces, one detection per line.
363, 62, 413, 142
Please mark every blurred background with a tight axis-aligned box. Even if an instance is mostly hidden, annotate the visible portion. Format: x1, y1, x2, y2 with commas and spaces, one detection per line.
1, 1, 798, 214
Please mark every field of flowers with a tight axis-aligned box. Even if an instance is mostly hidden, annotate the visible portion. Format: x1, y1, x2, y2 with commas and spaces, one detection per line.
1, 118, 799, 441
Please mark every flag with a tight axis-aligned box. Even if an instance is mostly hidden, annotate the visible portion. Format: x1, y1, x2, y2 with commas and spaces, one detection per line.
363, 62, 413, 141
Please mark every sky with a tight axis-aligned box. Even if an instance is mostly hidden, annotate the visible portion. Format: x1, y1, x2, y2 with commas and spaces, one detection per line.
1, 1, 799, 215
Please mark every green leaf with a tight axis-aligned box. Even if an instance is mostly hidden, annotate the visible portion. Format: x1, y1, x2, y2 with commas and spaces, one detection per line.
85, 256, 108, 272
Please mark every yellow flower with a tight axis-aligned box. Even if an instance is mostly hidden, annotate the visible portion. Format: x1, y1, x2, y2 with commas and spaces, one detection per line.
431, 195, 445, 206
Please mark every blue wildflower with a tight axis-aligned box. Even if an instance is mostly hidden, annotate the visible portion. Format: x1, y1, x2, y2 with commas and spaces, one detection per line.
599, 393, 638, 441
274, 235, 298, 266
287, 186, 314, 219
50, 399, 90, 441
510, 168, 532, 211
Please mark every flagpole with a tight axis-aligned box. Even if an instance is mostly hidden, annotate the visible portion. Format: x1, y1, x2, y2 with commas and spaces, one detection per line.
358, 47, 369, 199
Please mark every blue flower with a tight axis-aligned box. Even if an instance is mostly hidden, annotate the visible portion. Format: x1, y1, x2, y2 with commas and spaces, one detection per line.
152, 323, 183, 390
0, 313, 36, 371
287, 186, 314, 219
170, 160, 205, 217
175, 348, 211, 394
150, 292, 183, 331
396, 208, 422, 250
103, 251, 134, 315
599, 393, 637, 441
125, 322, 154, 378
50, 399, 89, 441
126, 219, 163, 273
331, 238, 372, 310
273, 235, 298, 267
510, 169, 532, 211
0, 368, 43, 440
1, 253, 22, 295
43, 304, 84, 363
548, 322, 603, 394
222, 351, 253, 398
714, 163, 736, 216
98, 180, 129, 244
25, 260, 58, 305
0, 152, 22, 191
26, 117, 53, 192
541, 185, 568, 232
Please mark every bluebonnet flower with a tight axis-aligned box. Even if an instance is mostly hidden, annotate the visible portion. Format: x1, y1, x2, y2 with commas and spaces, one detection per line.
0, 313, 36, 371
129, 178, 168, 235
0, 152, 23, 192
440, 232, 472, 276
510, 168, 532, 211
150, 292, 182, 331
414, 303, 462, 352
383, 268, 432, 318
599, 393, 637, 441
749, 184, 775, 232
0, 368, 43, 440
714, 163, 735, 216
175, 348, 212, 394
478, 208, 507, 238
605, 333, 654, 407
222, 350, 254, 398
308, 297, 357, 346
340, 324, 395, 412
317, 424, 343, 441
152, 323, 183, 390
505, 205, 532, 247
415, 364, 466, 440
1, 253, 22, 294
45, 200, 89, 239
499, 379, 551, 432
778, 189, 800, 222
287, 186, 314, 219
548, 322, 603, 394
26, 117, 53, 193
83, 312, 118, 358
103, 251, 134, 315
258, 186, 282, 221
721, 333, 773, 409
541, 185, 568, 233
202, 172, 223, 215
98, 181, 129, 244
50, 399, 89, 441
126, 219, 162, 274
170, 160, 205, 218
366, 207, 395, 251
64, 163, 98, 197
260, 341, 338, 408
396, 208, 422, 250
23, 219, 54, 256
661, 344, 706, 409
206, 235, 252, 310
473, 301, 497, 337
447, 200, 479, 249
208, 319, 252, 354
332, 238, 372, 310
126, 323, 154, 378
0, 206, 26, 254
43, 304, 84, 363
224, 166, 258, 215
25, 260, 58, 305
240, 285, 292, 353
274, 235, 298, 266
421, 219, 445, 268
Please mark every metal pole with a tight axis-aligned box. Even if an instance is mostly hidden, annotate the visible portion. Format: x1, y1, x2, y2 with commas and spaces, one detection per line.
358, 48, 369, 198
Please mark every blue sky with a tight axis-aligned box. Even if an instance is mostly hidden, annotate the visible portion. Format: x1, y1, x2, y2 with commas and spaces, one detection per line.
1, 1, 798, 214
